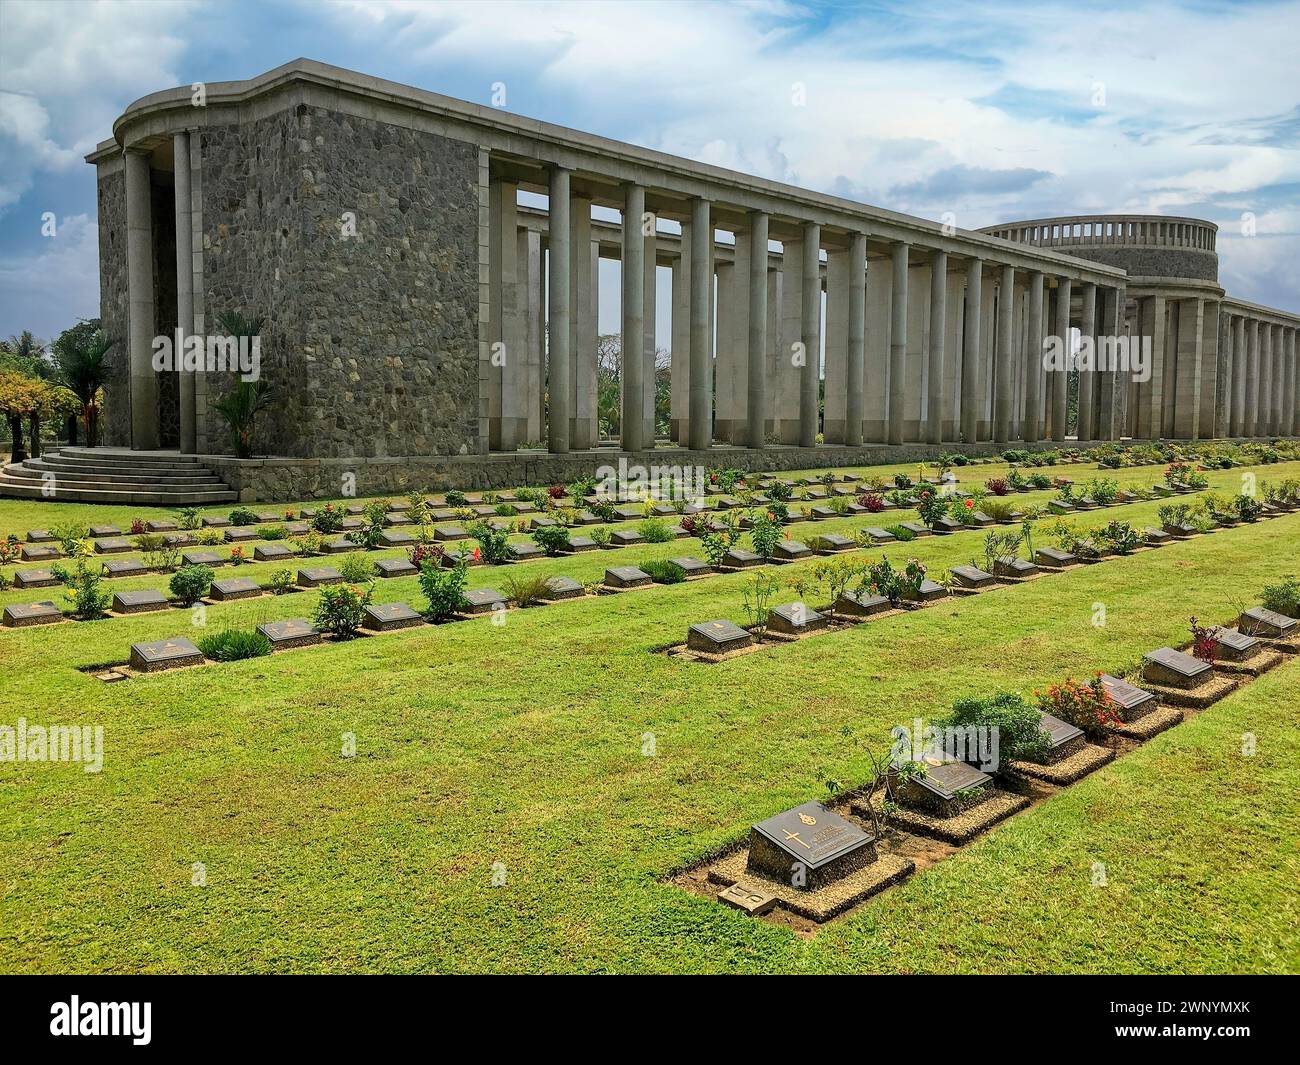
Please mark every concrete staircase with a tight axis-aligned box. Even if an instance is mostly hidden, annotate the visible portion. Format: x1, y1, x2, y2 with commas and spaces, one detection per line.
0, 447, 238, 505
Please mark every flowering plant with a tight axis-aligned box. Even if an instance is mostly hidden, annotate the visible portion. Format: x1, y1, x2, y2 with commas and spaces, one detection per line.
1189, 616, 1219, 662
1036, 676, 1122, 738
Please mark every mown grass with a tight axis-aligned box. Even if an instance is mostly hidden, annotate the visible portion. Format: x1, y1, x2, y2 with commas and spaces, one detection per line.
0, 459, 1296, 973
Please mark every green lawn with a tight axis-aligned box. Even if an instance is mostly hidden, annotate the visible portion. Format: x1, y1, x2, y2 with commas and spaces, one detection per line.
0, 457, 1297, 973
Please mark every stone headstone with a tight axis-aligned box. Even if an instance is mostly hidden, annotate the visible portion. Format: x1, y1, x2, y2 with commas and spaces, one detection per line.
94, 538, 133, 554
766, 601, 827, 636
462, 588, 506, 614
530, 517, 558, 529
668, 556, 710, 577
2, 601, 63, 628
112, 589, 169, 614
14, 569, 58, 589
253, 512, 280, 524
101, 560, 145, 578
256, 619, 322, 650
433, 525, 467, 541
810, 505, 838, 520
1047, 500, 1075, 514
772, 540, 812, 562
1238, 606, 1297, 639
903, 578, 947, 602
1039, 710, 1084, 758
1144, 528, 1171, 545
901, 753, 992, 803
209, 577, 261, 601
324, 538, 360, 554
253, 544, 293, 562
899, 521, 931, 537
563, 535, 597, 552
721, 548, 761, 568
613, 505, 643, 521
25, 529, 54, 543
297, 567, 344, 588
610, 529, 643, 546
970, 511, 995, 526
508, 542, 544, 561
1142, 647, 1212, 689
866, 527, 896, 543
686, 619, 753, 653
718, 882, 778, 917
605, 565, 651, 589
375, 558, 417, 578
181, 550, 224, 567
1035, 546, 1076, 568
89, 525, 122, 538
201, 516, 232, 528
543, 576, 584, 600
379, 529, 416, 547
933, 516, 961, 534
993, 557, 1039, 579
950, 564, 995, 589
812, 534, 854, 553
129, 637, 204, 672
1099, 674, 1156, 718
746, 802, 876, 890
1209, 626, 1259, 662
836, 591, 890, 617
20, 545, 59, 562
145, 520, 177, 533
440, 546, 481, 567
362, 601, 423, 632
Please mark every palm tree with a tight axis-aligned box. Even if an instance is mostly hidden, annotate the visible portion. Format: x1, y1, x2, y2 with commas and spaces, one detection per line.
53, 322, 114, 447
212, 311, 273, 457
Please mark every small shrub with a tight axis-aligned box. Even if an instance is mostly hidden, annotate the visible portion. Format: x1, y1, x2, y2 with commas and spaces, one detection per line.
268, 568, 295, 595
858, 490, 884, 513
467, 520, 513, 564
409, 541, 444, 567
985, 477, 1009, 496
178, 507, 202, 530
50, 523, 89, 556
1036, 676, 1121, 740
886, 524, 915, 541
1189, 615, 1219, 662
311, 503, 345, 534
589, 527, 611, 549
741, 568, 783, 639
194, 528, 225, 546
227, 545, 249, 567
642, 559, 686, 585
1260, 576, 1300, 618
531, 525, 572, 556
502, 571, 552, 606
339, 553, 377, 583
169, 564, 214, 606
51, 559, 110, 621
199, 627, 272, 661
749, 511, 782, 560
260, 524, 289, 541
444, 490, 467, 506
290, 532, 324, 557
229, 507, 258, 525
313, 583, 373, 638
419, 560, 469, 621
941, 692, 1050, 770
638, 518, 674, 543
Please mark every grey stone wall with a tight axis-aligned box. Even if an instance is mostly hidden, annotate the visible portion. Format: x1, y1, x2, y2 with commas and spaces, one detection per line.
151, 177, 179, 447
197, 103, 481, 462
1064, 246, 1218, 284
96, 166, 130, 447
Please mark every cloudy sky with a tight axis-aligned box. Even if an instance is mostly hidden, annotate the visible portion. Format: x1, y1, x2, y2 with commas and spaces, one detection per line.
1, 0, 1298, 342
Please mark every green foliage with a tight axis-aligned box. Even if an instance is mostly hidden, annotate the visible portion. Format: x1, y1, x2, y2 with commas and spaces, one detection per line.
169, 564, 214, 606
229, 507, 258, 526
198, 627, 273, 661
311, 504, 345, 534
313, 582, 374, 638
637, 518, 674, 543
941, 691, 1051, 769
531, 524, 572, 556
1260, 576, 1300, 618
502, 571, 552, 606
748, 511, 782, 560
338, 553, 377, 583
642, 559, 687, 585
419, 560, 469, 621
267, 568, 295, 595
467, 520, 513, 564
51, 558, 109, 620
178, 507, 201, 531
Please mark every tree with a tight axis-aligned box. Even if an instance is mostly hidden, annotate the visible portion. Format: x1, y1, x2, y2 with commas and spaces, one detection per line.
0, 371, 42, 461
0, 331, 54, 379
52, 319, 113, 447
594, 333, 671, 442
211, 311, 273, 457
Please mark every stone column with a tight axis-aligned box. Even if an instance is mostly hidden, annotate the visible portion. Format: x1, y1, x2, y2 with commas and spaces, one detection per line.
620, 184, 646, 452
747, 210, 770, 449
842, 233, 867, 447
125, 148, 157, 450
1136, 295, 1165, 440
488, 179, 529, 451
1098, 286, 1122, 440
1215, 310, 1232, 439
1076, 282, 1096, 440
1050, 277, 1070, 442
960, 258, 983, 444
1260, 322, 1273, 436
1022, 271, 1044, 442
1229, 315, 1245, 436
1173, 299, 1204, 439
1270, 324, 1285, 435
1244, 319, 1260, 437
823, 249, 848, 443
642, 223, 657, 446
688, 198, 713, 451
522, 229, 545, 443
1286, 327, 1299, 436
546, 167, 571, 454
994, 264, 1015, 442
926, 250, 947, 444
799, 222, 821, 447
775, 236, 805, 444
886, 241, 910, 446
568, 195, 597, 449
670, 234, 691, 443
173, 132, 195, 454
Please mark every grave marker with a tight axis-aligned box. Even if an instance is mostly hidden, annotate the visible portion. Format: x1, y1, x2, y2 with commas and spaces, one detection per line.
256, 619, 322, 650
1142, 647, 1212, 689
209, 577, 261, 601
746, 802, 876, 890
766, 602, 827, 636
253, 544, 293, 562
1238, 607, 1296, 639
950, 564, 995, 589
94, 538, 133, 554
542, 576, 584, 600
101, 560, 145, 578
297, 567, 344, 588
13, 569, 58, 589
129, 637, 204, 672
181, 550, 225, 567
686, 619, 753, 654
605, 566, 652, 589
2, 601, 63, 628
112, 589, 169, 614
361, 601, 424, 632
375, 558, 417, 578
772, 540, 812, 562
462, 588, 506, 614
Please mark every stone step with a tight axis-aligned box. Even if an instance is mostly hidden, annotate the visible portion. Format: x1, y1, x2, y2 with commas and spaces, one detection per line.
7, 461, 227, 486
36, 451, 205, 472
0, 475, 237, 505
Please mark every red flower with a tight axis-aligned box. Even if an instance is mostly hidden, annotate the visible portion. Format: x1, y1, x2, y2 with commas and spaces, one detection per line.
472, 547, 481, 561
964, 498, 974, 509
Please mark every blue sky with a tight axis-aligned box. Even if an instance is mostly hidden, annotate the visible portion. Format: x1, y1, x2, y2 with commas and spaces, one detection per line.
1, 0, 1298, 343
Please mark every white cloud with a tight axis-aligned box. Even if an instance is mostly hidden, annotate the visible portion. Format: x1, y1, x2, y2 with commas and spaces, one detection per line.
0, 214, 99, 339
